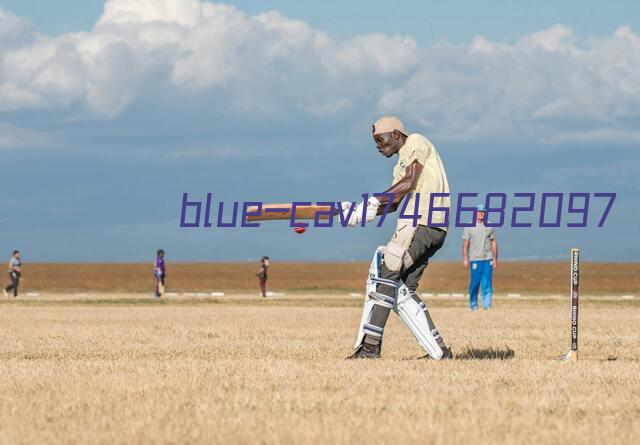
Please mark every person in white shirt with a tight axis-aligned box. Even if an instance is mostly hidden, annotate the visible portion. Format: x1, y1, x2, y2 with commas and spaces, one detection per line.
4, 250, 22, 298
462, 205, 498, 310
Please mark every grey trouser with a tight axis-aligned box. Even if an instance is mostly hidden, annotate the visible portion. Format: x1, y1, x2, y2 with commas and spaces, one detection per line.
370, 226, 447, 329
6, 272, 20, 297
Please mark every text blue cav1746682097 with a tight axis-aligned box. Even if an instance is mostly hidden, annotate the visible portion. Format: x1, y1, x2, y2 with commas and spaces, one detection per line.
179, 192, 616, 229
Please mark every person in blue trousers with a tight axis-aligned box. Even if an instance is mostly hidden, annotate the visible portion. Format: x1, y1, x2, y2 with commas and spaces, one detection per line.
462, 205, 498, 310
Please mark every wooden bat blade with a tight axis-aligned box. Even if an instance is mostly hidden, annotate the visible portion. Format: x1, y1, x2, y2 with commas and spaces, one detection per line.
246, 203, 337, 222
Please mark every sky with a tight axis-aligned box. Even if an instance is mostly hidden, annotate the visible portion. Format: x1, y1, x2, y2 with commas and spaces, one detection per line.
3, 0, 640, 44
0, 0, 638, 262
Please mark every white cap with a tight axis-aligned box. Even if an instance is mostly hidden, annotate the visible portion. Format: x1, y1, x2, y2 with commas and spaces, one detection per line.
372, 116, 408, 136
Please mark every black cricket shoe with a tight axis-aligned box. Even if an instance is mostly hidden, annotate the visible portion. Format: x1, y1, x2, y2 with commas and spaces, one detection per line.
346, 342, 381, 359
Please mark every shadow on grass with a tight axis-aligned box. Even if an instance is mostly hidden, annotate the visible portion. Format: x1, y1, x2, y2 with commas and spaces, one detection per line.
411, 346, 515, 361
456, 346, 515, 360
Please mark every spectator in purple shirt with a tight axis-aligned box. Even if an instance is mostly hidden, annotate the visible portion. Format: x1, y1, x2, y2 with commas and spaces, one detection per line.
154, 249, 166, 298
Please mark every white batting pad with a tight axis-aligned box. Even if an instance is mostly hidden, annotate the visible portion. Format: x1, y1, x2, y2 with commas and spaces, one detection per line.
352, 247, 444, 360
353, 247, 392, 349
395, 284, 444, 360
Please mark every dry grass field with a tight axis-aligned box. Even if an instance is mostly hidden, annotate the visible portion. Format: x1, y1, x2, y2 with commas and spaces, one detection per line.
0, 293, 639, 444
21, 261, 640, 294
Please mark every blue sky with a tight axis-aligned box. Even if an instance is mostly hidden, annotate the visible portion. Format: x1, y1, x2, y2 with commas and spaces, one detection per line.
0, 0, 638, 262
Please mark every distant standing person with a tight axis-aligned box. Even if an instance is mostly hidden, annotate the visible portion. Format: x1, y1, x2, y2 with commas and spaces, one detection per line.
462, 205, 498, 310
257, 256, 270, 298
154, 249, 166, 298
4, 250, 22, 298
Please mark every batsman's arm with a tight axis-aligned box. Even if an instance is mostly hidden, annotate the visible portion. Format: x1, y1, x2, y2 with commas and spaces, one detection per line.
375, 160, 423, 214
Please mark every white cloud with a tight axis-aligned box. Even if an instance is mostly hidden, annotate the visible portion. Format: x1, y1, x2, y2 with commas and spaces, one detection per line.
0, 1, 639, 145
98, 0, 205, 26
384, 24, 640, 143
0, 1, 417, 118
0, 123, 58, 149
0, 9, 35, 49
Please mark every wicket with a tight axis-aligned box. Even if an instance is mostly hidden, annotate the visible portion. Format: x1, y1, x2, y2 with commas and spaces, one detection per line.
557, 248, 580, 362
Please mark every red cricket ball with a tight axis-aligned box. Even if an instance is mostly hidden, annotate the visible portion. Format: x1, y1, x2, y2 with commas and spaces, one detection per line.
294, 227, 306, 234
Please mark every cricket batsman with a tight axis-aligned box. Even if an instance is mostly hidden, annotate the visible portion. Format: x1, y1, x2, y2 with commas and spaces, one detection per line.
345, 116, 453, 360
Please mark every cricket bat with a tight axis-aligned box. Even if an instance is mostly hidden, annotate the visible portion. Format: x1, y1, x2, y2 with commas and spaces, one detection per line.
245, 203, 339, 222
